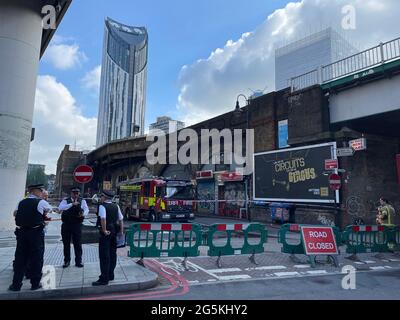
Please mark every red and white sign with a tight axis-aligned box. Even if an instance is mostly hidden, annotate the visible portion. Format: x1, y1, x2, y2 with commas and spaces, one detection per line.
220, 172, 243, 182
349, 138, 367, 151
73, 165, 94, 184
196, 170, 213, 179
329, 173, 341, 191
325, 159, 338, 170
301, 226, 338, 255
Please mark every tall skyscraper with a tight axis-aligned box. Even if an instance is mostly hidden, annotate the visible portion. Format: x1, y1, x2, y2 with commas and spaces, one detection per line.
96, 17, 148, 147
275, 28, 358, 90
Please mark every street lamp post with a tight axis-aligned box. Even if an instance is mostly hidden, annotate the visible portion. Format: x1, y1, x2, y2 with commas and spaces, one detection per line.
234, 94, 251, 222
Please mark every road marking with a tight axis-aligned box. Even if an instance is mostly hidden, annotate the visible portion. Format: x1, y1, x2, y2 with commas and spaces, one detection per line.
274, 272, 300, 277
306, 270, 328, 275
245, 266, 287, 271
384, 266, 393, 269
354, 262, 365, 265
185, 261, 220, 280
294, 265, 311, 269
369, 266, 386, 270
216, 275, 252, 281
207, 279, 217, 282
188, 280, 199, 284
206, 268, 242, 274
362, 260, 376, 264
389, 259, 400, 262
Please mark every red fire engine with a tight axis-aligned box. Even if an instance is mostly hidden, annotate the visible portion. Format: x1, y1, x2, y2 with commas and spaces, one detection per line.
118, 178, 196, 222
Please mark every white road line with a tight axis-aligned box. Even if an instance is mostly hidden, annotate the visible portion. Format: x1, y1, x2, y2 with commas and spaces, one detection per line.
354, 262, 365, 265
306, 270, 328, 275
384, 266, 393, 269
389, 259, 400, 262
206, 268, 242, 274
245, 266, 287, 271
188, 280, 199, 284
185, 261, 220, 280
370, 266, 386, 270
274, 272, 300, 277
207, 279, 217, 282
217, 275, 252, 281
294, 265, 311, 269
362, 260, 376, 264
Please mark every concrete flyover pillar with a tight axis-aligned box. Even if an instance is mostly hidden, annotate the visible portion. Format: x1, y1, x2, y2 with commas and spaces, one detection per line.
0, 1, 43, 231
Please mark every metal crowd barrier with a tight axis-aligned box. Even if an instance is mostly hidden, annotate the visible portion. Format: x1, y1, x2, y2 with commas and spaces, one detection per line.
278, 223, 342, 268
206, 223, 267, 268
342, 225, 391, 261
126, 223, 202, 269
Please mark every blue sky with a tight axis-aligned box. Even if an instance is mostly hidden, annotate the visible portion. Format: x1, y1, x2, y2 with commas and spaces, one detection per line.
39, 0, 288, 125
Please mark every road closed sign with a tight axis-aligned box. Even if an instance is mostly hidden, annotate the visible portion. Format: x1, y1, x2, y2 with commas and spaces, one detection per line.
301, 226, 338, 255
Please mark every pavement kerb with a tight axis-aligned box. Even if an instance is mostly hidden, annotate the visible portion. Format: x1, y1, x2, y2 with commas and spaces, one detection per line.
0, 267, 158, 300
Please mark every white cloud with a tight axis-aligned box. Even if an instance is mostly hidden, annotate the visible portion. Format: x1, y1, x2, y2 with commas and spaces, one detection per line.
29, 76, 97, 174
81, 65, 102, 92
177, 0, 400, 125
43, 40, 87, 70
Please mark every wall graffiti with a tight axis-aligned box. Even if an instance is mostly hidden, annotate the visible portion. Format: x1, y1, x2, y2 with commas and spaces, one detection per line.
221, 182, 245, 218
317, 214, 335, 226
197, 181, 215, 214
345, 196, 366, 217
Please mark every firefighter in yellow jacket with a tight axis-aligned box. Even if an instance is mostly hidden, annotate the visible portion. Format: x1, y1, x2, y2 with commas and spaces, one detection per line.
377, 198, 396, 226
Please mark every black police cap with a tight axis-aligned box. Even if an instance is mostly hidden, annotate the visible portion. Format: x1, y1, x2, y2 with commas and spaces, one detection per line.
70, 187, 81, 193
101, 190, 115, 198
27, 184, 45, 191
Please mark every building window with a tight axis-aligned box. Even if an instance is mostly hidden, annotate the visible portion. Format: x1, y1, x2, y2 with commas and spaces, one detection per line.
278, 119, 289, 149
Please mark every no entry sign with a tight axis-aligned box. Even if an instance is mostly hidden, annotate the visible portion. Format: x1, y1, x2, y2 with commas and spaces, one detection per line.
301, 226, 338, 255
73, 165, 94, 184
329, 173, 341, 190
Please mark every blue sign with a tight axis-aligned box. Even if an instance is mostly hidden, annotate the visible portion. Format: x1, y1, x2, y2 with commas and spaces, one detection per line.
278, 120, 289, 149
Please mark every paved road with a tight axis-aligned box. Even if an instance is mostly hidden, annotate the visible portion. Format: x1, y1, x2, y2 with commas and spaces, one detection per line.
79, 249, 400, 300
158, 268, 400, 300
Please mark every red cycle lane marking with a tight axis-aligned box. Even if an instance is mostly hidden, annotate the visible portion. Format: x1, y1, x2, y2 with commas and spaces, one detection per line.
81, 259, 189, 301
80, 260, 178, 300
122, 260, 190, 300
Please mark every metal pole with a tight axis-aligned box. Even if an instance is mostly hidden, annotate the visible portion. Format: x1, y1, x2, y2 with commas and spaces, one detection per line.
81, 154, 87, 196
246, 101, 251, 222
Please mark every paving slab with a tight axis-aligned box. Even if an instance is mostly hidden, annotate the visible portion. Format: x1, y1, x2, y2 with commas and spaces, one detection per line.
0, 244, 158, 300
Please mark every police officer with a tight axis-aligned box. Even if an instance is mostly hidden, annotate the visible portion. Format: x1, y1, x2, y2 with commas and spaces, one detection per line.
92, 190, 124, 286
8, 184, 51, 291
58, 187, 89, 268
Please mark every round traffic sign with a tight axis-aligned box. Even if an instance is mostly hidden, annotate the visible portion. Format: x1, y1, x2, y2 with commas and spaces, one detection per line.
329, 173, 341, 191
73, 165, 94, 184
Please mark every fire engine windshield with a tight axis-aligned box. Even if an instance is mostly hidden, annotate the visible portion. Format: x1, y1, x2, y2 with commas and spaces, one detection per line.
165, 186, 195, 200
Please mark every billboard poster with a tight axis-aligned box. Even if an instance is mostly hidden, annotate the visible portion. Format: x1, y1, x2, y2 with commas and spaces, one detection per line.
253, 142, 339, 204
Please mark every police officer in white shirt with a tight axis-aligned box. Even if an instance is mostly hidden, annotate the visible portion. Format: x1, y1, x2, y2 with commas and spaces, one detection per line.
92, 190, 124, 286
9, 184, 51, 292
58, 187, 89, 268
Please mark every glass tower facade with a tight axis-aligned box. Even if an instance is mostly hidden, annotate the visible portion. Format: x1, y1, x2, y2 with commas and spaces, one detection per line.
96, 17, 148, 147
